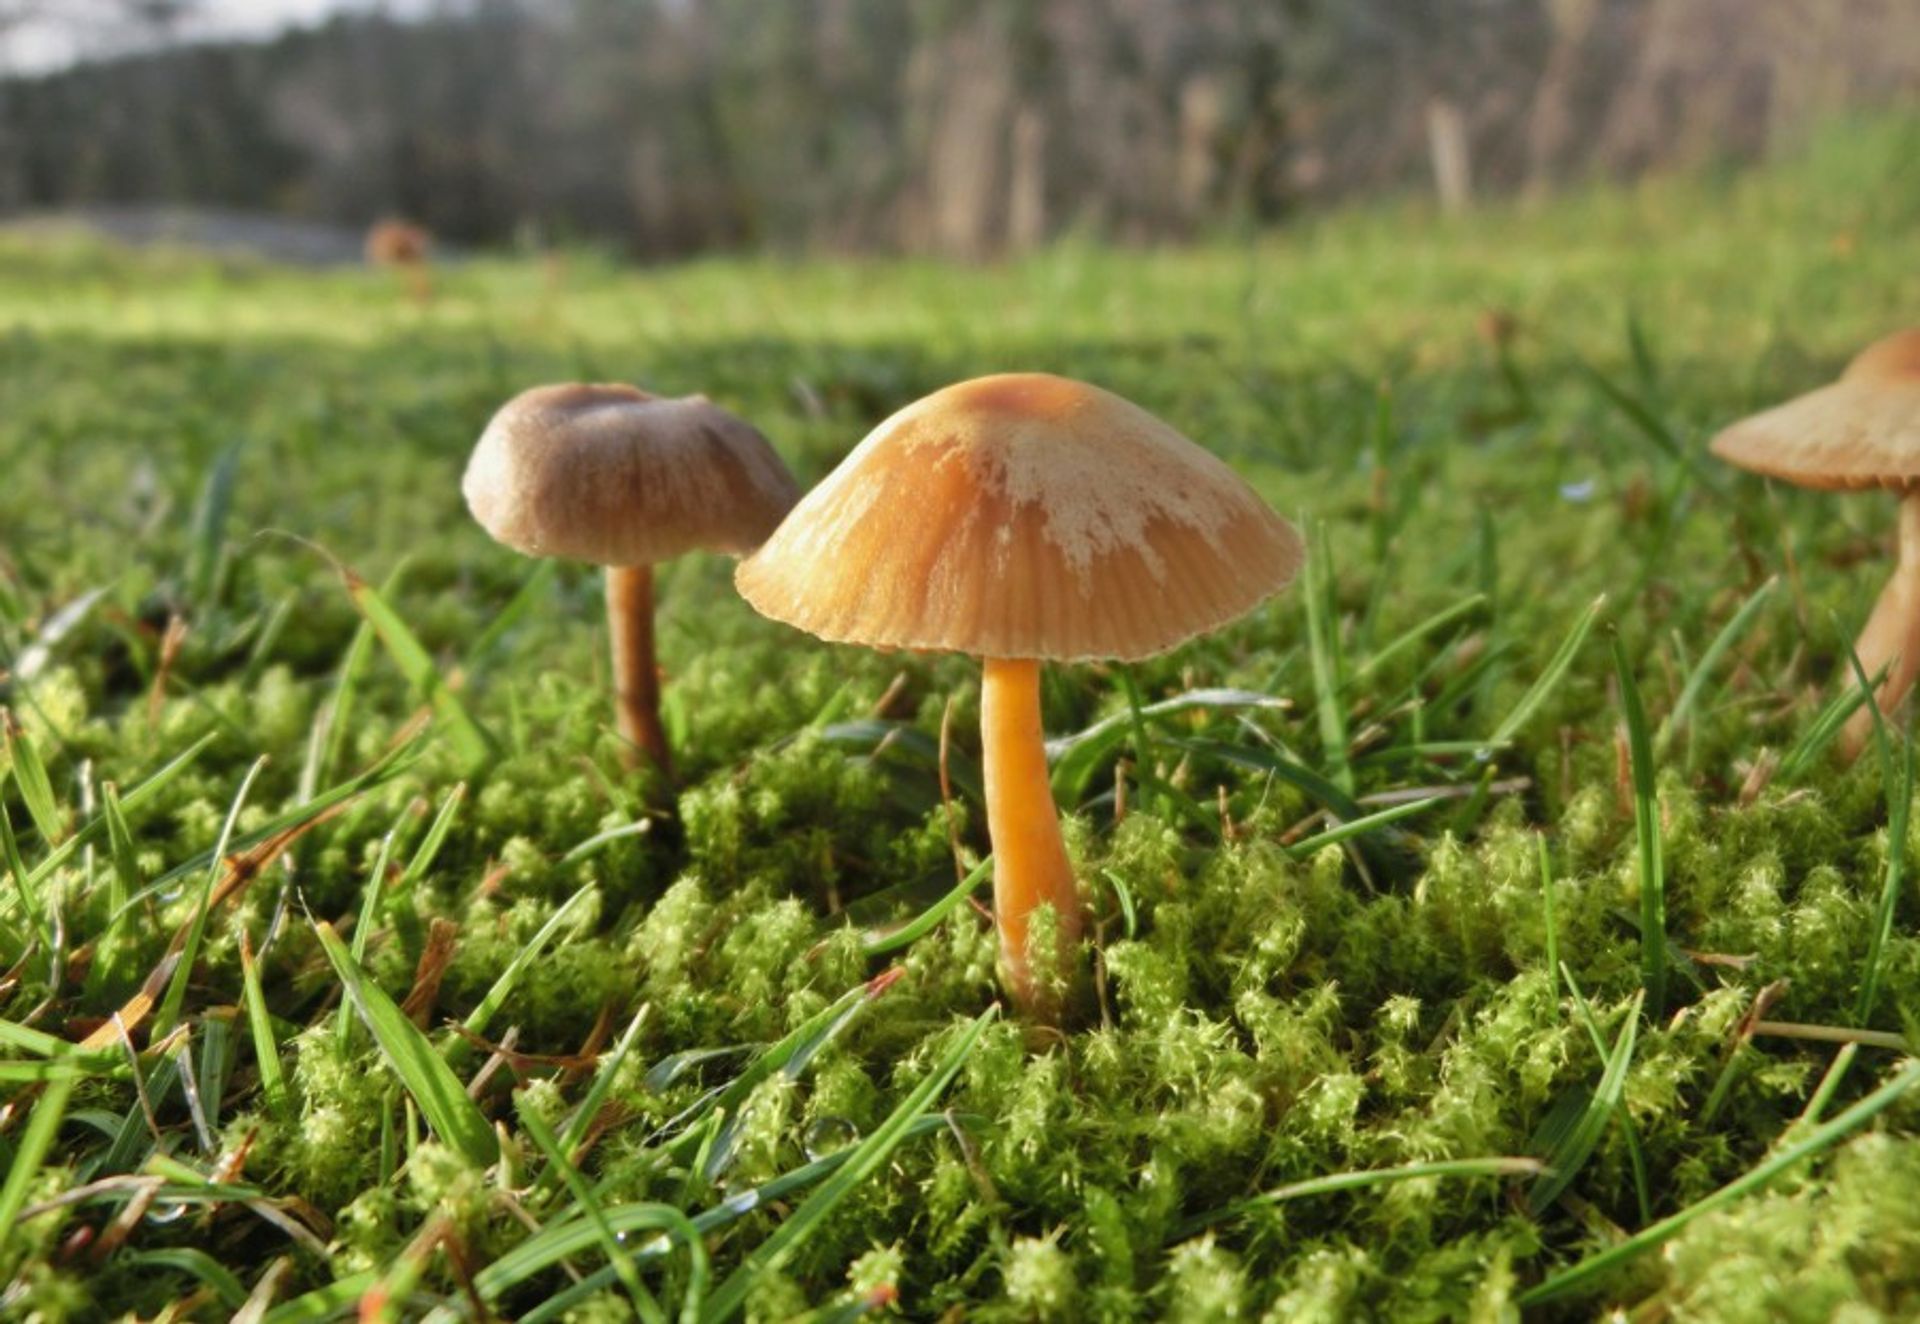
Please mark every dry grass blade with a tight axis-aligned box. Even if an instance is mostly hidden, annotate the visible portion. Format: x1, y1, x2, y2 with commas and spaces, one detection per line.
401, 918, 461, 1029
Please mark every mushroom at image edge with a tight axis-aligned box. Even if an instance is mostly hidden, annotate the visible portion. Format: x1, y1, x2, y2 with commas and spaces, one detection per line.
734, 372, 1303, 1014
463, 383, 800, 776
1710, 329, 1920, 758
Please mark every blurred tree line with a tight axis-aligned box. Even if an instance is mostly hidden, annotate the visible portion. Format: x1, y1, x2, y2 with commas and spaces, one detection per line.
1, 0, 1915, 258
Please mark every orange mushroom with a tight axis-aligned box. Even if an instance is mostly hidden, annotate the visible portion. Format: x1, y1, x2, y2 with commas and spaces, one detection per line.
1711, 329, 1920, 758
735, 373, 1302, 1014
464, 383, 799, 776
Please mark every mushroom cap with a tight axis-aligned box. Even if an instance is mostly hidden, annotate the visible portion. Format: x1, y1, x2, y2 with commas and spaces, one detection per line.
735, 372, 1303, 662
463, 383, 800, 565
1709, 329, 1920, 492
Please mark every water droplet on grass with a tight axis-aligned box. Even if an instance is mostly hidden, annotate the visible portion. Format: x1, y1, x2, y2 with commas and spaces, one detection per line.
805, 1115, 859, 1160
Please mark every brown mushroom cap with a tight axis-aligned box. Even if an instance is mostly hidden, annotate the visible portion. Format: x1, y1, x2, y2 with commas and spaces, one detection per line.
1709, 329, 1920, 492
735, 372, 1303, 662
463, 383, 800, 565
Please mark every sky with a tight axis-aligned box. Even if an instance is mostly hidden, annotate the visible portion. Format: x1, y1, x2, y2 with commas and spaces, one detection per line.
2, 0, 404, 75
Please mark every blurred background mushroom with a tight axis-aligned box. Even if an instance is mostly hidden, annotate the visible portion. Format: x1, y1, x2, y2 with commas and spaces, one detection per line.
1711, 328, 1920, 758
736, 372, 1303, 1016
363, 217, 433, 304
464, 382, 800, 779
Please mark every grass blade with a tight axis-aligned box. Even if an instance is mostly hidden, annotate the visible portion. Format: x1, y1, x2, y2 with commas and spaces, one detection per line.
447, 880, 597, 1063
1176, 1156, 1542, 1237
661, 969, 905, 1166
19, 734, 217, 898
1625, 309, 1660, 400
1539, 835, 1560, 992
1171, 737, 1366, 821
1528, 989, 1642, 1213
1614, 636, 1667, 1017
153, 756, 269, 1039
260, 1271, 379, 1324
1485, 594, 1606, 751
398, 783, 465, 893
465, 559, 558, 671
1576, 356, 1718, 492
416, 1116, 964, 1324
1560, 964, 1653, 1224
1655, 576, 1779, 759
196, 1011, 233, 1136
338, 818, 403, 1049
186, 441, 241, 609
0, 1019, 97, 1058
858, 856, 991, 957
8, 586, 108, 685
124, 1248, 249, 1311
1302, 523, 1352, 792
817, 721, 982, 805
1779, 657, 1885, 781
1285, 795, 1445, 858
1118, 667, 1166, 817
1047, 687, 1290, 802
307, 615, 376, 801
1845, 635, 1911, 1026
239, 933, 289, 1118
1345, 591, 1488, 690
87, 780, 144, 994
1856, 734, 1910, 1025
344, 568, 496, 773
700, 1006, 996, 1321
519, 1098, 688, 1324
556, 1002, 652, 1161
0, 1069, 76, 1239
0, 789, 52, 965
2, 714, 65, 844
135, 731, 421, 904
313, 919, 499, 1167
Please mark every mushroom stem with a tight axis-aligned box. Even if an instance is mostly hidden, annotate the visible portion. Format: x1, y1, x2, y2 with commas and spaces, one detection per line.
404, 262, 432, 307
981, 657, 1082, 1015
606, 564, 672, 777
1842, 490, 1920, 760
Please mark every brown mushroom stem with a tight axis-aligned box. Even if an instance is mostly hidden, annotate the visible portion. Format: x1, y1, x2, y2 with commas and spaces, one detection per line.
606, 564, 672, 776
1842, 491, 1920, 759
981, 657, 1082, 1014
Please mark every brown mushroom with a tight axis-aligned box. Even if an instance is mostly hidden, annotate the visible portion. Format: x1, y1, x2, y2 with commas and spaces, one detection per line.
464, 383, 800, 776
1711, 328, 1920, 757
735, 372, 1302, 1014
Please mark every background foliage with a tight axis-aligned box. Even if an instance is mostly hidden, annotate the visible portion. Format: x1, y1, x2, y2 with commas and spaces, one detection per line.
2, 0, 1918, 257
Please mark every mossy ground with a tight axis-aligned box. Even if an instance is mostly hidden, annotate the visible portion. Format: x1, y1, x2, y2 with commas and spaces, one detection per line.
4, 119, 1920, 1321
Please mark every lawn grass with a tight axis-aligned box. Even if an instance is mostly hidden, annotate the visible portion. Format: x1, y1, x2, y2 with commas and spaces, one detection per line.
3, 115, 1920, 1320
